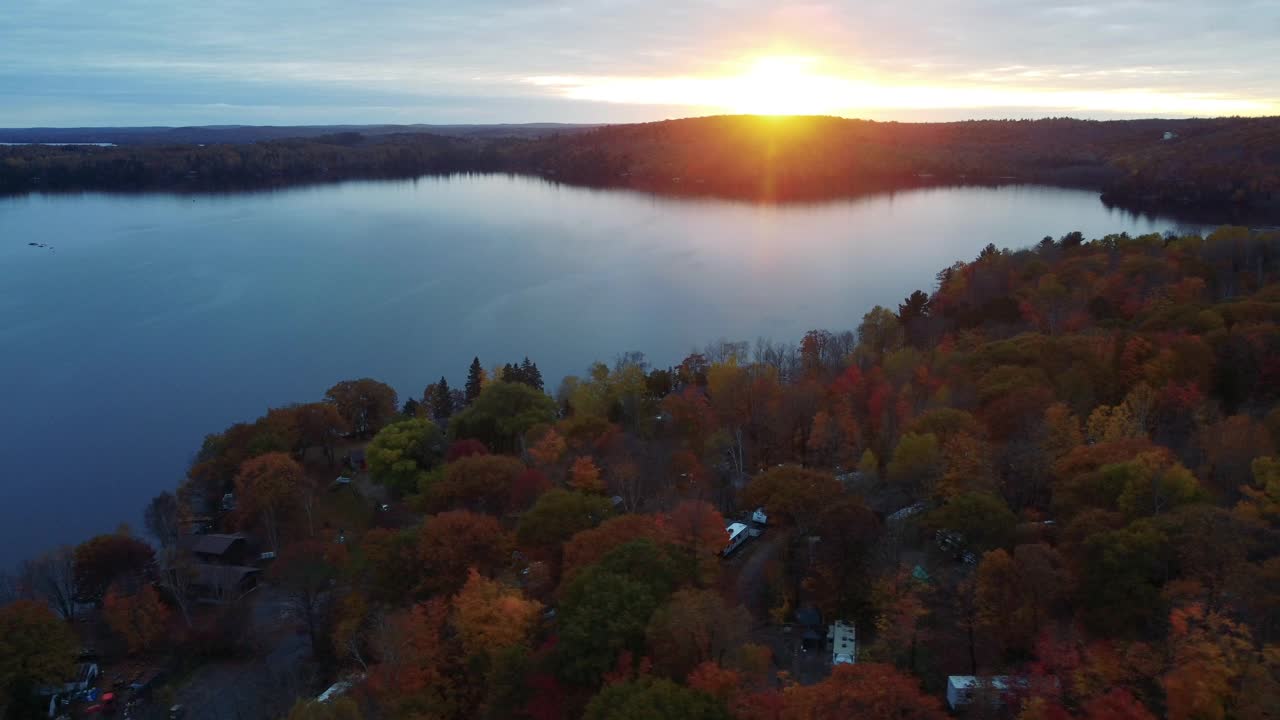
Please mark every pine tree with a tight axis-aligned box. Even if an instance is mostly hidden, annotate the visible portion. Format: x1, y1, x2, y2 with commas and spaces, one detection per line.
433, 376, 456, 420
502, 362, 519, 384
465, 357, 484, 403
522, 357, 544, 392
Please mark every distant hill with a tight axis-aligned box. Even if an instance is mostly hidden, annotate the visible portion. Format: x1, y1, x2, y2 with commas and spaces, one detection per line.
0, 123, 599, 145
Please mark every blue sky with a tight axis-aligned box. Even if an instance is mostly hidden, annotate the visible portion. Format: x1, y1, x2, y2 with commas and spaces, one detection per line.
2, 0, 1278, 126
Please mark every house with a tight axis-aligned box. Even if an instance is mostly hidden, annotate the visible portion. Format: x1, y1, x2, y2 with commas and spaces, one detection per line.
946, 676, 1057, 710
191, 564, 260, 603
191, 533, 250, 565
828, 621, 856, 665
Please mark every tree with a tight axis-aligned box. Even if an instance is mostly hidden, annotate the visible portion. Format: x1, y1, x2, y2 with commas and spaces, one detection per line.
517, 489, 613, 552
356, 527, 421, 604
888, 432, 944, 497
1079, 520, 1169, 634
511, 467, 553, 511
20, 546, 77, 620
584, 678, 730, 720
418, 511, 510, 595
569, 456, 606, 494
742, 466, 843, 536
431, 454, 525, 514
450, 381, 558, 453
103, 584, 170, 654
668, 500, 727, 584
453, 569, 543, 659
290, 402, 349, 467
271, 540, 343, 666
234, 451, 307, 552
562, 514, 672, 583
144, 491, 182, 549
856, 305, 903, 363
73, 533, 154, 605
0, 601, 78, 715
808, 498, 881, 622
646, 589, 750, 680
367, 599, 451, 709
325, 378, 398, 437
366, 417, 443, 496
775, 663, 946, 719
556, 541, 683, 686
925, 492, 1017, 553
466, 357, 485, 403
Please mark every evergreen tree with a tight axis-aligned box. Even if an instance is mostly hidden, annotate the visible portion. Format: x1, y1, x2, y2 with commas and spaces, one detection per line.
521, 357, 544, 392
433, 376, 456, 421
502, 362, 519, 384
465, 357, 484, 403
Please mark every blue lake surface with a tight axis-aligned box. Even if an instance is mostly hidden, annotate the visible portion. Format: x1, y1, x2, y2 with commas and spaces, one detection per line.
0, 175, 1214, 566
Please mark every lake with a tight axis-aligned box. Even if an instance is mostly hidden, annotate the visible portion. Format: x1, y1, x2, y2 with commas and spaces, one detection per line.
0, 175, 1214, 567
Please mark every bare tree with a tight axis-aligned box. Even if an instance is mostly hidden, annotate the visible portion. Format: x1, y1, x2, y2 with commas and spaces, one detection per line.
157, 546, 195, 627
144, 491, 182, 549
21, 546, 77, 620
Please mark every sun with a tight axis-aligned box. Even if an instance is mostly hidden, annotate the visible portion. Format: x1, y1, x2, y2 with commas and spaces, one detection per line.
719, 56, 843, 116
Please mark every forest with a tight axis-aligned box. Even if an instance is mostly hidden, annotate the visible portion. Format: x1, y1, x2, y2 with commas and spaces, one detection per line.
3, 115, 1279, 217
3, 225, 1280, 720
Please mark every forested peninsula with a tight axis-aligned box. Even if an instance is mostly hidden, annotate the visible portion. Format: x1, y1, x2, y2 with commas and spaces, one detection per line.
7, 226, 1280, 719
3, 115, 1279, 217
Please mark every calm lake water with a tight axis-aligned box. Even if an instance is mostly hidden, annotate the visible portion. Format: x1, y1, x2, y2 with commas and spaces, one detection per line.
0, 175, 1213, 567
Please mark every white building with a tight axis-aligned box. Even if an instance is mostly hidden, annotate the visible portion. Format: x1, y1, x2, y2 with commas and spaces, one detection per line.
946, 675, 1057, 710
722, 522, 749, 556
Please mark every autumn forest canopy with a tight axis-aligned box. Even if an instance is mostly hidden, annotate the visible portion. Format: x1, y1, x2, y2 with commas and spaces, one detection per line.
3, 115, 1280, 217
6, 223, 1280, 720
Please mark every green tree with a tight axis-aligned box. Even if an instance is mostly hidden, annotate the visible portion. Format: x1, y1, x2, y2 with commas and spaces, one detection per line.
366, 417, 443, 496
450, 381, 557, 453
1080, 520, 1170, 634
887, 432, 944, 497
925, 492, 1017, 553
0, 601, 78, 715
856, 305, 903, 363
516, 489, 613, 551
583, 678, 730, 720
557, 568, 662, 686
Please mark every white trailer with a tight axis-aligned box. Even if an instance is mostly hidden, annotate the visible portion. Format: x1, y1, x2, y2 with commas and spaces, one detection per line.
828, 621, 856, 665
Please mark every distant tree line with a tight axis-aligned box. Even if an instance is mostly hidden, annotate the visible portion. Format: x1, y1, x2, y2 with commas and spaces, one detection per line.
3, 116, 1278, 215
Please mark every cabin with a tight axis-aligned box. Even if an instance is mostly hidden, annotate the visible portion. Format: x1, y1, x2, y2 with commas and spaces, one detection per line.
722, 522, 749, 556
190, 533, 250, 565
191, 563, 260, 603
828, 621, 856, 665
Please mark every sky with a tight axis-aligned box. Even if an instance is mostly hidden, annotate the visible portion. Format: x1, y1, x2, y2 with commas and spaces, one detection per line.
2, 0, 1279, 127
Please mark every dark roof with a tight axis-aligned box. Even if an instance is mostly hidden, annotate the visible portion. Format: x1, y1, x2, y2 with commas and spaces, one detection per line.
796, 606, 823, 627
191, 533, 247, 556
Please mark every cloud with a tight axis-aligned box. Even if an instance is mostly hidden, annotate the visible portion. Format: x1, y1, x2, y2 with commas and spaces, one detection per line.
1, 0, 1276, 124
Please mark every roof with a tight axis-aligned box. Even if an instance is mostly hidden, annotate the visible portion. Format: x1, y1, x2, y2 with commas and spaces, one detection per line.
191, 533, 247, 556
830, 621, 856, 664
795, 606, 822, 627
726, 522, 748, 537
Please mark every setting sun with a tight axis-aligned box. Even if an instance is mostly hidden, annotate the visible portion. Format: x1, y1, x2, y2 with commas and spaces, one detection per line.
719, 56, 844, 115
